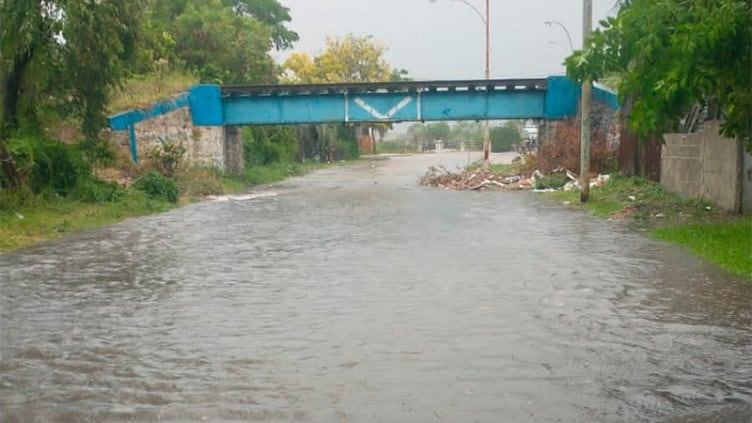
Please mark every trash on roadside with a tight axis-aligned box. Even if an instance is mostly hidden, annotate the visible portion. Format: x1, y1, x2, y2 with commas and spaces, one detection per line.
419, 165, 611, 193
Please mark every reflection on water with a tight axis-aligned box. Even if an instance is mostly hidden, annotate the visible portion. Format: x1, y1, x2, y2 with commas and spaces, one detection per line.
1, 153, 750, 422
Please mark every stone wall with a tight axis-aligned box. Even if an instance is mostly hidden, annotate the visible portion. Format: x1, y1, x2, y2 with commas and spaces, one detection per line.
112, 106, 243, 174
662, 121, 743, 212
742, 150, 752, 214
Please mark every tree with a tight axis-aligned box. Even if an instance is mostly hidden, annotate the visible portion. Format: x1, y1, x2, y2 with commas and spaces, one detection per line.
449, 121, 483, 144
490, 122, 521, 152
424, 122, 451, 141
565, 0, 751, 149
283, 35, 393, 83
171, 0, 275, 84
1, 0, 144, 187
143, 0, 294, 83
227, 0, 299, 50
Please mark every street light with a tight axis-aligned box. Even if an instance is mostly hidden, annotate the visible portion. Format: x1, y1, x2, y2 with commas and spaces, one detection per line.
431, 0, 491, 170
544, 20, 574, 52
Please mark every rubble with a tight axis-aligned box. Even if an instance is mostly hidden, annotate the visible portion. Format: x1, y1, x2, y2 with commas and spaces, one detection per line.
420, 165, 612, 193
419, 166, 534, 191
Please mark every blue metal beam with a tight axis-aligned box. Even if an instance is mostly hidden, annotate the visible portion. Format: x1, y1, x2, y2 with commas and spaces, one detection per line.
109, 93, 190, 130
108, 93, 190, 162
186, 76, 616, 127
106, 77, 619, 159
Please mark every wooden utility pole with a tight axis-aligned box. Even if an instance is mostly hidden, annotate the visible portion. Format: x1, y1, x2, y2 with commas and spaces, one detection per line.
580, 0, 592, 202
482, 0, 491, 170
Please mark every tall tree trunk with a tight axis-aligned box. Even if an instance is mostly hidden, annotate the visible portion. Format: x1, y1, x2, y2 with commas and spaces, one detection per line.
1, 47, 35, 189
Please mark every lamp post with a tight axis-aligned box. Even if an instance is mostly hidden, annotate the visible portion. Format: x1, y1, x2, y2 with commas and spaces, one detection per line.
432, 0, 491, 170
544, 20, 574, 52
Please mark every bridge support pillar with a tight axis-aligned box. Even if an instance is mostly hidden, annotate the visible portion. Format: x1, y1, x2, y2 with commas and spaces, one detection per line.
223, 125, 244, 175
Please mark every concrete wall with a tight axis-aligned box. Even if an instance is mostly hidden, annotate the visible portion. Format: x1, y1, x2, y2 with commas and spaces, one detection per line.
662, 121, 743, 212
112, 106, 243, 174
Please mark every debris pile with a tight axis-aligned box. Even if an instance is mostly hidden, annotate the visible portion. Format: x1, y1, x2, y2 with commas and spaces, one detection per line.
420, 165, 611, 192
419, 166, 535, 191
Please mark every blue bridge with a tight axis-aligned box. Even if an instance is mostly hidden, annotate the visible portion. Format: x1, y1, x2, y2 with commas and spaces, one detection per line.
109, 75, 617, 165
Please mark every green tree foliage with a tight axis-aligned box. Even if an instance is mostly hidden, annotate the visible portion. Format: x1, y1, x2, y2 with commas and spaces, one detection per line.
406, 122, 451, 150
132, 171, 179, 203
169, 0, 275, 84
565, 0, 751, 148
490, 122, 522, 152
1, 0, 144, 139
1, 0, 145, 188
423, 122, 451, 141
449, 121, 482, 143
243, 125, 298, 165
228, 0, 299, 50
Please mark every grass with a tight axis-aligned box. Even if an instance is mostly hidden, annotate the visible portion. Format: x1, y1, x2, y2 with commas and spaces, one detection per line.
467, 160, 524, 176
652, 218, 752, 277
543, 175, 750, 277
544, 174, 714, 220
108, 70, 197, 113
0, 161, 339, 252
0, 190, 173, 251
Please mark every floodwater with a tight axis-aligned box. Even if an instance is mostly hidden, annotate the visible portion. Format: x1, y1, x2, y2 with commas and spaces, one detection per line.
1, 152, 750, 422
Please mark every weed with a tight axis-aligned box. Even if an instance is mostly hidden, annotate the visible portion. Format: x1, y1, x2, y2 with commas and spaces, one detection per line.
535, 174, 568, 190
132, 171, 179, 203
147, 141, 185, 178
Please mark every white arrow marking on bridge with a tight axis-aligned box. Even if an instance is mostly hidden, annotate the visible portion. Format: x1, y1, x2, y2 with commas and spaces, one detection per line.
353, 96, 413, 120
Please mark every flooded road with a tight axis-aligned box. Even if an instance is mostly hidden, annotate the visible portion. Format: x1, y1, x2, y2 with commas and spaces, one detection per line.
1, 152, 750, 422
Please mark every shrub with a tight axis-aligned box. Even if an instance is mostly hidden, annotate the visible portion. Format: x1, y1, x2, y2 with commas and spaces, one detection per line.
147, 140, 185, 177
4, 135, 93, 197
176, 167, 225, 197
243, 126, 298, 166
535, 174, 568, 190
73, 178, 125, 203
537, 118, 617, 175
132, 171, 179, 203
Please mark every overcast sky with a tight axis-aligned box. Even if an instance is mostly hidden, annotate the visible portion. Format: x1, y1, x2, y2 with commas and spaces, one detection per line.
275, 0, 620, 81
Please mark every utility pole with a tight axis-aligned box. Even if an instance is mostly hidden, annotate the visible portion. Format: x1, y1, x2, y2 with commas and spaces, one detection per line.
482, 0, 491, 170
431, 0, 490, 168
580, 0, 592, 202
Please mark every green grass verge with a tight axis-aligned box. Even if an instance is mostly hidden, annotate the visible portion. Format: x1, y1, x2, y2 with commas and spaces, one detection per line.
543, 175, 749, 277
652, 218, 752, 277
0, 161, 339, 252
544, 174, 713, 220
0, 190, 174, 252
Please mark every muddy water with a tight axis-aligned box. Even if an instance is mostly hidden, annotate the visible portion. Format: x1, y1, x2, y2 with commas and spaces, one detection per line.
1, 152, 750, 422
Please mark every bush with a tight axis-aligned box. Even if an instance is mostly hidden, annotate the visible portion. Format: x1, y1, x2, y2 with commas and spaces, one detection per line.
537, 119, 616, 174
243, 126, 298, 166
535, 174, 568, 190
176, 167, 225, 197
132, 171, 179, 203
147, 140, 185, 177
4, 135, 94, 198
73, 178, 125, 203
490, 123, 522, 152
